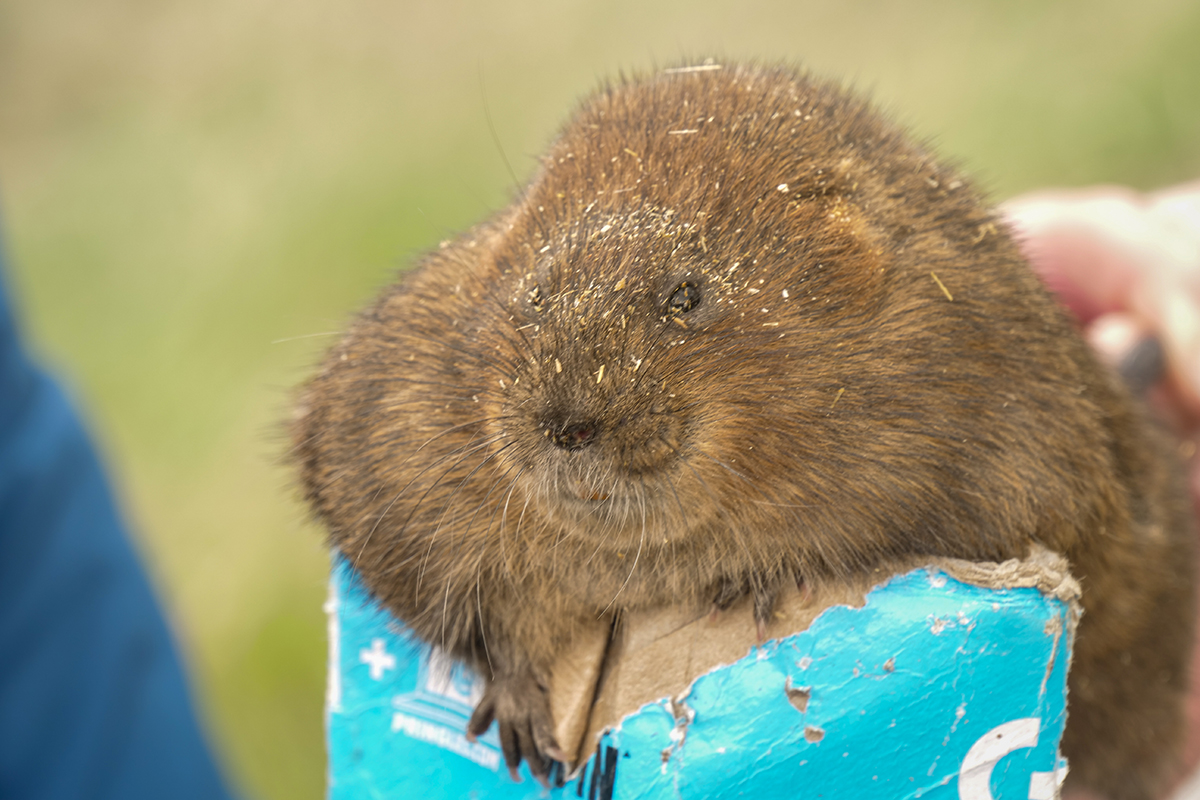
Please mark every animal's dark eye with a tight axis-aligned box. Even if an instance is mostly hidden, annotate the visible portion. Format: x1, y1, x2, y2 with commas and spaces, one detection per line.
666, 282, 701, 315
527, 285, 544, 311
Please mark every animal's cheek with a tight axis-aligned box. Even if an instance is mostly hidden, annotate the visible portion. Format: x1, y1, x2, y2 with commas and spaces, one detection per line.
679, 410, 805, 490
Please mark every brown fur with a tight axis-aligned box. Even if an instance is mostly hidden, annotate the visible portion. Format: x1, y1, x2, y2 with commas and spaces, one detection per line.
293, 62, 1194, 798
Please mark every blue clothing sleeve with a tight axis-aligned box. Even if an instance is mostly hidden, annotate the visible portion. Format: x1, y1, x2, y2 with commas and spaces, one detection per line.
0, 243, 236, 799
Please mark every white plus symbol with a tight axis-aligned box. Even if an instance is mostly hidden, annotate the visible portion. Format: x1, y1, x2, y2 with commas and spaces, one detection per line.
359, 638, 396, 680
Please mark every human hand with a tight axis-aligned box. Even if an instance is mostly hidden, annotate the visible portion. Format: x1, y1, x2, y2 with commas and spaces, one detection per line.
1002, 181, 1200, 497
1003, 182, 1200, 800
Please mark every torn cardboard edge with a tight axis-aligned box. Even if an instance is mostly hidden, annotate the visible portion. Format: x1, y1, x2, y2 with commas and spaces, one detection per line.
549, 545, 1082, 765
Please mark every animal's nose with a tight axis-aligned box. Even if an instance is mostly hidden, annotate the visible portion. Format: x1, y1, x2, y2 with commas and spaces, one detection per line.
550, 421, 599, 451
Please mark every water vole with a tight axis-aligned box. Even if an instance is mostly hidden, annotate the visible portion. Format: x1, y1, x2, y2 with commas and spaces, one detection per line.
293, 62, 1194, 799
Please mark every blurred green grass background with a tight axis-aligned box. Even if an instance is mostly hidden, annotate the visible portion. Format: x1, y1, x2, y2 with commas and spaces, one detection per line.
1, 1, 1198, 797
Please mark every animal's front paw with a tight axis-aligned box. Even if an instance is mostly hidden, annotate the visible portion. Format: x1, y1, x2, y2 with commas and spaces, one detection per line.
466, 671, 564, 783
711, 573, 804, 639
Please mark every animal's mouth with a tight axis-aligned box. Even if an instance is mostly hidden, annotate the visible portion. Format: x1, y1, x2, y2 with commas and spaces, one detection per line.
541, 467, 701, 544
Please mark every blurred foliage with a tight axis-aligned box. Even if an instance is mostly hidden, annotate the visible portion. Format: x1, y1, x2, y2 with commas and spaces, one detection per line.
0, 1, 1198, 797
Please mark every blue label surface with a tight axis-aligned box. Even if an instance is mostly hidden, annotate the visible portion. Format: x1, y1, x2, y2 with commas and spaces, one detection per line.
326, 558, 1070, 800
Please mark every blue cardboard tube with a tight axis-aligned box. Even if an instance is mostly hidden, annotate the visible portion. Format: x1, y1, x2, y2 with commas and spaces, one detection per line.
326, 555, 1074, 800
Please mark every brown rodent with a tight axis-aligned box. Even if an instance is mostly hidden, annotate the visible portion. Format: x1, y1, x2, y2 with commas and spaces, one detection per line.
293, 61, 1195, 799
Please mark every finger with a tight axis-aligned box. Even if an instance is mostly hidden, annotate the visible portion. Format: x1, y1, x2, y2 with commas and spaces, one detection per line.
518, 720, 550, 785
1086, 313, 1200, 442
498, 721, 522, 781
1003, 186, 1200, 408
1087, 312, 1149, 369
712, 576, 743, 610
466, 695, 495, 741
1085, 312, 1163, 393
1148, 285, 1200, 411
1117, 336, 1167, 396
1001, 188, 1160, 324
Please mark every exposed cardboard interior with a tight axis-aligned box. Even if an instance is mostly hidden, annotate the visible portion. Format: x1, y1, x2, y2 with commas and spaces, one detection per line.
548, 547, 1081, 765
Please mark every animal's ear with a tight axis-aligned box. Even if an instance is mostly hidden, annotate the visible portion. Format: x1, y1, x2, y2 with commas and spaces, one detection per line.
815, 193, 891, 303
817, 157, 904, 252
770, 186, 890, 295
